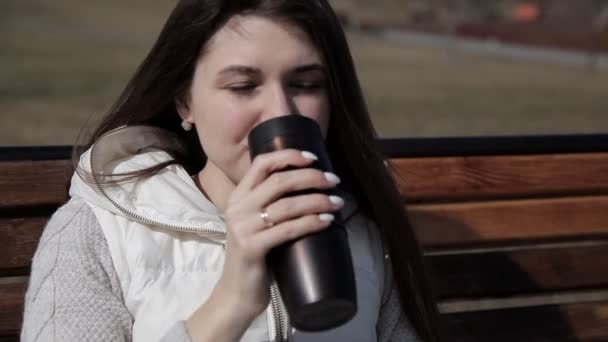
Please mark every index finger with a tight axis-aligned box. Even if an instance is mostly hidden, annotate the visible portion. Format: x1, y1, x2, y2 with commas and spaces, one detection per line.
233, 149, 318, 197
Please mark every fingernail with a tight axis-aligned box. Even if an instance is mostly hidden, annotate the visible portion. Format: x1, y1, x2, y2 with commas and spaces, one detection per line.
301, 151, 318, 161
319, 213, 335, 222
324, 172, 341, 184
329, 195, 345, 208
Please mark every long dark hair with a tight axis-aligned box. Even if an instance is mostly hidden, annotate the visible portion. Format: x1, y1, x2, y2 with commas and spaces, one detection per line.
76, 0, 441, 340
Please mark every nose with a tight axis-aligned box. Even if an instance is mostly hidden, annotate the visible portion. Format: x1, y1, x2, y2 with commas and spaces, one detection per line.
263, 84, 297, 120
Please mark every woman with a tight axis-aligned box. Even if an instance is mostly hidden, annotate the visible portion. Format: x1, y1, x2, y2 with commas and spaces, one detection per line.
22, 1, 441, 341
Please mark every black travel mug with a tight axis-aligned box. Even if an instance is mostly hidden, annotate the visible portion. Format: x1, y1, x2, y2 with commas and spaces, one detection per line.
248, 114, 357, 331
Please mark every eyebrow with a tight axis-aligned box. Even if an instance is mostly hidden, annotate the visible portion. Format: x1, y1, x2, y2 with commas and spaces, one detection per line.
292, 63, 326, 74
217, 65, 261, 77
217, 63, 326, 78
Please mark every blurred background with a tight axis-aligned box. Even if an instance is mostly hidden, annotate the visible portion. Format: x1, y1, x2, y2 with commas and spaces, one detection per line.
1, 0, 607, 145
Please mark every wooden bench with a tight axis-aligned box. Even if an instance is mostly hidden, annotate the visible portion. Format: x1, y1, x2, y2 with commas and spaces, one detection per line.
2, 135, 608, 341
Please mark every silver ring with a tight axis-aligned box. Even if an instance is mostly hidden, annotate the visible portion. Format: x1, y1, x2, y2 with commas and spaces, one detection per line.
260, 210, 274, 227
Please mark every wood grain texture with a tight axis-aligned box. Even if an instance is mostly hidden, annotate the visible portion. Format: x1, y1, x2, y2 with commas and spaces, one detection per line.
429, 242, 608, 298
3, 153, 608, 208
389, 153, 608, 202
409, 196, 608, 248
0, 218, 47, 275
5, 219, 608, 299
4, 196, 608, 274
444, 301, 608, 341
0, 160, 72, 208
0, 280, 26, 338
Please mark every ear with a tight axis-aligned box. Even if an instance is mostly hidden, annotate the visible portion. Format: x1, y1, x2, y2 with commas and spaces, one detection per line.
175, 92, 193, 123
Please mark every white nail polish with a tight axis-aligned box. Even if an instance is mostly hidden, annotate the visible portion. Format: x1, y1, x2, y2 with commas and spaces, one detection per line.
324, 172, 341, 184
329, 195, 345, 208
301, 151, 318, 160
319, 213, 335, 222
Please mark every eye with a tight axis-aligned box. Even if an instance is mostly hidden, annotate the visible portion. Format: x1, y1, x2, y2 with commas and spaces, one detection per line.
290, 81, 324, 92
227, 82, 257, 94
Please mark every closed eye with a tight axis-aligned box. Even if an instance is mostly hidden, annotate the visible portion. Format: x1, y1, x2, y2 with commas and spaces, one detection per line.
228, 82, 258, 94
290, 81, 324, 92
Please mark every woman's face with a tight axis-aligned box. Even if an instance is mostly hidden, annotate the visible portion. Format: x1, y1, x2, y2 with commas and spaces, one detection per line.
177, 15, 330, 184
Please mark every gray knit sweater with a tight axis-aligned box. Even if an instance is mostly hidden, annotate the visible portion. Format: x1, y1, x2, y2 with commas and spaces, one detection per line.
21, 198, 419, 341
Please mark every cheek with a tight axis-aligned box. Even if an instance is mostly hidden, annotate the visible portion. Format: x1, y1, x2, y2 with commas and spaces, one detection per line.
195, 97, 256, 143
296, 95, 330, 137
195, 106, 255, 183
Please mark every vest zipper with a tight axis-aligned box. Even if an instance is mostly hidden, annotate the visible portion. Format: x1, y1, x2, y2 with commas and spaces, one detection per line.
87, 130, 291, 340
270, 281, 291, 341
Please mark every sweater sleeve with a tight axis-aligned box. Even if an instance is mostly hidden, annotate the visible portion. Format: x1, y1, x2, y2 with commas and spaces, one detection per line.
21, 199, 192, 342
376, 256, 421, 342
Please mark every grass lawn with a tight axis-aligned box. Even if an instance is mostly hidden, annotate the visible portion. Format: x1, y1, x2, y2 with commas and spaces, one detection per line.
348, 31, 608, 137
1, 0, 607, 145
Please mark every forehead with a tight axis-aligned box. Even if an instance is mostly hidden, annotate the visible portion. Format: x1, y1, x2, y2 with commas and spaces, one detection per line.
200, 15, 323, 70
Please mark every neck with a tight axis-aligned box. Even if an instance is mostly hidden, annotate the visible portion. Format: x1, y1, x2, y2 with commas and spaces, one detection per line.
195, 161, 235, 213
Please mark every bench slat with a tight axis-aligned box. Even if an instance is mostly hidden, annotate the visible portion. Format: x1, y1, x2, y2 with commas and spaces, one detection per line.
3, 152, 608, 208
3, 276, 608, 341
429, 242, 608, 298
6, 218, 608, 300
0, 280, 26, 338
0, 218, 47, 276
390, 153, 608, 202
0, 161, 72, 208
445, 301, 608, 341
410, 196, 608, 248
4, 196, 608, 274
0, 337, 18, 342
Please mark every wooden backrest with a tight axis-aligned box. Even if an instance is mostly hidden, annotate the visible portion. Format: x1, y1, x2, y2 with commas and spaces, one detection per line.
0, 147, 73, 340
385, 136, 608, 341
1, 136, 608, 341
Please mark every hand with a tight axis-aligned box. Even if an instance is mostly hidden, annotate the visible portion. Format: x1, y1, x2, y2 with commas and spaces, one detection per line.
217, 149, 344, 320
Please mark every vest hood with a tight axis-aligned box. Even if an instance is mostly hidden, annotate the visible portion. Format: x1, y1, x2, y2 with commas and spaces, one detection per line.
69, 125, 358, 243
69, 125, 226, 242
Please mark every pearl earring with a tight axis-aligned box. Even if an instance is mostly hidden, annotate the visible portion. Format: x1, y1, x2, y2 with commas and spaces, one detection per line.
181, 120, 193, 131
